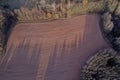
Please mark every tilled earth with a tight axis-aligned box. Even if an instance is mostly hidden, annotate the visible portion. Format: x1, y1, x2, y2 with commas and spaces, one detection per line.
0, 15, 109, 80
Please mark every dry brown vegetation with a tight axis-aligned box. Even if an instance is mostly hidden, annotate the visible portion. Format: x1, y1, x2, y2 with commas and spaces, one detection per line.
9, 0, 106, 22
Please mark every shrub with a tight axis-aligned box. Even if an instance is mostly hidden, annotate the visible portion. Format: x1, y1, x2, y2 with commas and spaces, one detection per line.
81, 49, 120, 79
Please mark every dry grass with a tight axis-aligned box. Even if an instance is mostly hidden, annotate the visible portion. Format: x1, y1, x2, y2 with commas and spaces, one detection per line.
69, 1, 105, 16
11, 1, 108, 22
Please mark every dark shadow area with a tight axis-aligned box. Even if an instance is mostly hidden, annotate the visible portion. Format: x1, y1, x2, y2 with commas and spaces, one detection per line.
0, 4, 18, 52
82, 49, 120, 79
100, 0, 120, 52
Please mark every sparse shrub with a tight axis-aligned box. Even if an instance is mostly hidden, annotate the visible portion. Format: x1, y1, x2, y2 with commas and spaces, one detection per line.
82, 0, 88, 6
46, 12, 52, 19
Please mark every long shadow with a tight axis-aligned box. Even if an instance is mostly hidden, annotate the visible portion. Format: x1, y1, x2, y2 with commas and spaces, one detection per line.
44, 34, 82, 80
44, 15, 109, 80
0, 35, 42, 80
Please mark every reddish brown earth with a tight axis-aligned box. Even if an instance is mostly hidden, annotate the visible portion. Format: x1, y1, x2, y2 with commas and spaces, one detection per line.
0, 14, 109, 80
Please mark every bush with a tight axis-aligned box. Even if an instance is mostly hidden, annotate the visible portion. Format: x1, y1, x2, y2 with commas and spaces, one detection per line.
81, 49, 120, 79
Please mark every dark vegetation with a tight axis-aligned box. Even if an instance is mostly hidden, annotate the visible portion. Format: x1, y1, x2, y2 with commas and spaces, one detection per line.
0, 12, 4, 54
101, 0, 120, 52
82, 49, 120, 80
84, 1, 120, 79
0, 4, 18, 54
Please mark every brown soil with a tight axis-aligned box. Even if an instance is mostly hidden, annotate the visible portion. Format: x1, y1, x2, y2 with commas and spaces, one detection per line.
0, 14, 109, 80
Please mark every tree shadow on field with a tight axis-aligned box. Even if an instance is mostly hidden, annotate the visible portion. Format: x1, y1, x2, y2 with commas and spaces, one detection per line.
0, 4, 18, 51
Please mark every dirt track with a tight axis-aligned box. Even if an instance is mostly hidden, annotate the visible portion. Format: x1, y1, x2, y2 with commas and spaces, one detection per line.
0, 15, 109, 80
